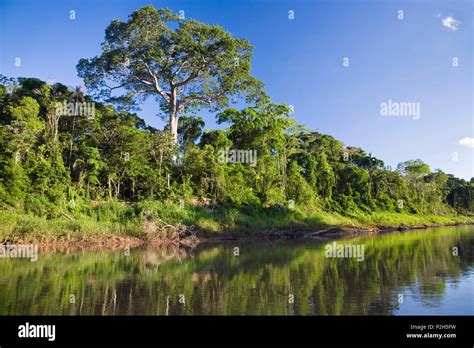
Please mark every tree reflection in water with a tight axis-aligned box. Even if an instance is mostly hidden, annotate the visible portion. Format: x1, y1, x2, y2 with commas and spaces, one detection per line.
0, 225, 473, 315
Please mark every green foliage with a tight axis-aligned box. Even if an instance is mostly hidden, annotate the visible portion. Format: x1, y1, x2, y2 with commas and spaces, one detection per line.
93, 200, 131, 223
23, 193, 52, 217
0, 74, 472, 233
0, 5, 471, 235
76, 5, 265, 140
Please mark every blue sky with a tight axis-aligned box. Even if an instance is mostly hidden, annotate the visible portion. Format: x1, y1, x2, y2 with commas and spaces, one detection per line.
0, 0, 472, 179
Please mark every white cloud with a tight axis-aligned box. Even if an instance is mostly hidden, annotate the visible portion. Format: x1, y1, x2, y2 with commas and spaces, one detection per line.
441, 16, 461, 31
459, 137, 474, 148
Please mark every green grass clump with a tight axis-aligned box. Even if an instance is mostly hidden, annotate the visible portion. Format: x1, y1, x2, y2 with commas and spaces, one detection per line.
0, 200, 471, 243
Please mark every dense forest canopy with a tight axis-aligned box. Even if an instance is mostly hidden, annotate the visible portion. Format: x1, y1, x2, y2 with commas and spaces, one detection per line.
0, 6, 472, 221
0, 75, 472, 220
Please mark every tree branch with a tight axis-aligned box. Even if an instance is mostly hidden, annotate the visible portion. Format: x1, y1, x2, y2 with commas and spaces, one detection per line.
105, 81, 131, 91
173, 60, 189, 79
173, 70, 199, 88
178, 93, 215, 111
140, 57, 170, 103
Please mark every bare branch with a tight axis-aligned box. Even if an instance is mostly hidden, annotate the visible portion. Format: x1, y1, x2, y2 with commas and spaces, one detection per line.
178, 93, 214, 111
105, 81, 131, 91
141, 57, 170, 103
173, 71, 199, 88
173, 60, 189, 79
172, 62, 207, 88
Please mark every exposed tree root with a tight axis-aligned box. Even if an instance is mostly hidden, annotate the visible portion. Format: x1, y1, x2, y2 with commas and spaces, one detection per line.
142, 215, 199, 247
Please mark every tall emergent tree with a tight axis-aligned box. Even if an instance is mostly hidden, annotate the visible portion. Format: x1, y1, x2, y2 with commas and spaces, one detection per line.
77, 5, 265, 142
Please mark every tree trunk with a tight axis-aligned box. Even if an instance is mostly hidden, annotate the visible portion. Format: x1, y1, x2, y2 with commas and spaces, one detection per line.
169, 89, 178, 143
116, 181, 120, 198
108, 178, 112, 199
68, 99, 78, 169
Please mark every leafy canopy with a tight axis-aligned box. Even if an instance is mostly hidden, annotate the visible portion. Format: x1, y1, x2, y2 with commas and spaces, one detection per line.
77, 5, 266, 117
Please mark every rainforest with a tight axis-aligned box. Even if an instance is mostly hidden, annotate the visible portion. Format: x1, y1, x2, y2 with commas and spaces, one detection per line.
0, 2, 473, 322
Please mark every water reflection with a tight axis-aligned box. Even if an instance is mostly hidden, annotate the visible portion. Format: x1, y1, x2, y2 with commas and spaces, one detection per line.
0, 225, 473, 315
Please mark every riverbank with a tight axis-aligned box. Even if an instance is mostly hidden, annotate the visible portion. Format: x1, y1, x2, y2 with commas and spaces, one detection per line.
0, 200, 472, 248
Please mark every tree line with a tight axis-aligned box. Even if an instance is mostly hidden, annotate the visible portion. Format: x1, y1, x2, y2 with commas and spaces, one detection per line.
0, 75, 472, 219
0, 5, 472, 220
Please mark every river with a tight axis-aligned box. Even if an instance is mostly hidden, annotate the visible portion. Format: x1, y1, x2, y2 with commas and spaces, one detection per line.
0, 225, 473, 315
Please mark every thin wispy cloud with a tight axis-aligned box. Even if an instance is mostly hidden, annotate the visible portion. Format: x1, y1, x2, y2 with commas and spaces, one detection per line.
441, 16, 461, 31
459, 137, 474, 148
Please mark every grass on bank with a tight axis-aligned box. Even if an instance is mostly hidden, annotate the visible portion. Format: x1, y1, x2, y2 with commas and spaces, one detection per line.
0, 199, 472, 243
